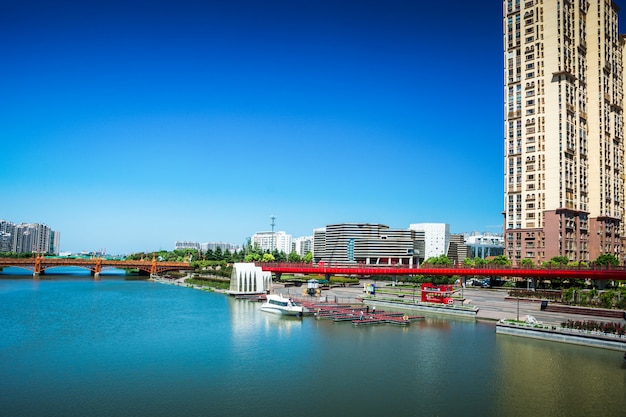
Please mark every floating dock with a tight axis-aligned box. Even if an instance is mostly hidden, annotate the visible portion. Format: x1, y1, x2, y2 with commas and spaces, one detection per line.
302, 302, 424, 326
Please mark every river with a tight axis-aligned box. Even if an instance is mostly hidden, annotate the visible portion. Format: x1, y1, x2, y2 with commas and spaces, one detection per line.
0, 275, 624, 417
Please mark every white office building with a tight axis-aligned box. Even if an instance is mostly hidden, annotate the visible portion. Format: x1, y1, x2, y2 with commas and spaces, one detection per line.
252, 231, 292, 254
409, 223, 450, 260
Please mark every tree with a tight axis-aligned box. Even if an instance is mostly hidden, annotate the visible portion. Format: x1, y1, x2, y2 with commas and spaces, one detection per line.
244, 253, 261, 262
424, 254, 452, 266
550, 256, 569, 266
422, 255, 453, 284
594, 253, 619, 267
287, 252, 301, 262
463, 258, 475, 267
521, 258, 534, 268
474, 257, 487, 267
271, 249, 287, 262
490, 255, 511, 266
303, 252, 313, 263
262, 253, 275, 263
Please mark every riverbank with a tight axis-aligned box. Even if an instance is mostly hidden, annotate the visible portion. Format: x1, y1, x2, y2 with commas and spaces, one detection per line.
361, 298, 478, 318
496, 321, 626, 351
152, 276, 626, 352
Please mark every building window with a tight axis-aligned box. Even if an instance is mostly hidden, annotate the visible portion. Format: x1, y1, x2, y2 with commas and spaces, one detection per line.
347, 239, 354, 262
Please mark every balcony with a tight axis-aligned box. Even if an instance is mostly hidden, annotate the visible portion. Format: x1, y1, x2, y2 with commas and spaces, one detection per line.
507, 110, 522, 119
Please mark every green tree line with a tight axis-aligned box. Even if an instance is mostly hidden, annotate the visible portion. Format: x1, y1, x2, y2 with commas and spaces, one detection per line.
126, 238, 312, 266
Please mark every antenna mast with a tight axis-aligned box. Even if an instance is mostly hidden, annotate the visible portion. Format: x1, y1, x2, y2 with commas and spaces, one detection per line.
270, 215, 276, 252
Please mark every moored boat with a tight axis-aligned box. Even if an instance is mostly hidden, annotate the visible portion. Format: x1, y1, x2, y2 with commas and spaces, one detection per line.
260, 294, 305, 316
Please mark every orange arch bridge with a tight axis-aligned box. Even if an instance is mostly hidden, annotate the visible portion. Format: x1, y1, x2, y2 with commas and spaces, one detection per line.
257, 262, 626, 281
0, 256, 193, 277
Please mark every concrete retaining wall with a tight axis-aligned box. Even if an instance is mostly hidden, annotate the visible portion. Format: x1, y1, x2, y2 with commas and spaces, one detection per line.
363, 299, 478, 318
496, 323, 626, 351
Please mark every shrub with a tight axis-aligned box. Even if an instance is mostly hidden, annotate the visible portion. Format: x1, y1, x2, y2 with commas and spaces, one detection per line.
560, 319, 625, 336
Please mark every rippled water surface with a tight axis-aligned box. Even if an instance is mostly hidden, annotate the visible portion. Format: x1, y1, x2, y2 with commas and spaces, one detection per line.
1, 277, 624, 417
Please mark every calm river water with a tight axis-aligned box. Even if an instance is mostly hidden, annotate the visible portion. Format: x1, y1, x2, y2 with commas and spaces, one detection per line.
0, 275, 625, 417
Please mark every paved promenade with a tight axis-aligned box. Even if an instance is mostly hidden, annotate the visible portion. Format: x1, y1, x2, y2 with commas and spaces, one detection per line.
275, 281, 626, 326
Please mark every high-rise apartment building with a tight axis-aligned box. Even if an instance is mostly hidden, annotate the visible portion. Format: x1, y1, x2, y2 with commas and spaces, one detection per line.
0, 220, 60, 255
503, 0, 625, 264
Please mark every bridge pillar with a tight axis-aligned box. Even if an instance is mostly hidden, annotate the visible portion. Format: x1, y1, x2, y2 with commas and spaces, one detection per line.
325, 273, 330, 281
151, 257, 157, 276
94, 257, 102, 277
34, 254, 42, 277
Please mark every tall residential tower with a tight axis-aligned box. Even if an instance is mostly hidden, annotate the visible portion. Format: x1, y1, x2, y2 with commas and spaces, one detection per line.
504, 0, 625, 264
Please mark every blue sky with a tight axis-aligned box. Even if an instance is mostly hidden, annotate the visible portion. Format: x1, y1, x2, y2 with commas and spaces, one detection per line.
2, 0, 511, 254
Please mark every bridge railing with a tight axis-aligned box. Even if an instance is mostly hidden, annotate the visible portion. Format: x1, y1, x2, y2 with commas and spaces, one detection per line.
256, 261, 626, 272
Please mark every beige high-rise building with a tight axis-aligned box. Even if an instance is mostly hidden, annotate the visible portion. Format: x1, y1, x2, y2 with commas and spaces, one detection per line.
504, 0, 625, 265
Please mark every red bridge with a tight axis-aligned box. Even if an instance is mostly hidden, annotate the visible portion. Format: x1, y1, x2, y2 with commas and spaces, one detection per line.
258, 263, 626, 281
0, 256, 193, 277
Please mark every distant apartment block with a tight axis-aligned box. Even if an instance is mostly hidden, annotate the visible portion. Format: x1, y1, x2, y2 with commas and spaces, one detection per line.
202, 242, 241, 253
409, 223, 450, 259
292, 235, 313, 257
175, 241, 201, 251
0, 220, 60, 255
251, 231, 292, 254
503, 0, 625, 264
175, 241, 241, 253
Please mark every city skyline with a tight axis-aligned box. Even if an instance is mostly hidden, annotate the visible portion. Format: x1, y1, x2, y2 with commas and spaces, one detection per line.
5, 1, 618, 255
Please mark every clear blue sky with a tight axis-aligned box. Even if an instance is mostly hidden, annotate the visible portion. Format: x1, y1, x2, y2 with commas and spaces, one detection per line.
2, 0, 511, 254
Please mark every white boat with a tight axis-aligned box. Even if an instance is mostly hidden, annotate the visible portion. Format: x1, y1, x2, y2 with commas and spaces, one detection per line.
260, 294, 305, 316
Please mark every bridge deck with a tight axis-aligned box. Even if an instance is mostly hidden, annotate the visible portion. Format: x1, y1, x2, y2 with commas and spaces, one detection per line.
259, 263, 626, 280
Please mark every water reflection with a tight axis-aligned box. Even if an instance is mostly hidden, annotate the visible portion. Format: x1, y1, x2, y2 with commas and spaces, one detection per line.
493, 335, 626, 416
1, 278, 625, 417
259, 311, 303, 333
